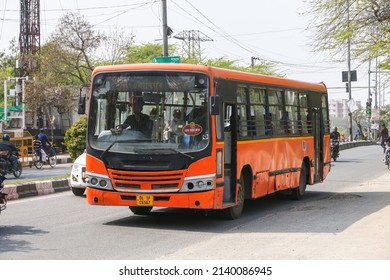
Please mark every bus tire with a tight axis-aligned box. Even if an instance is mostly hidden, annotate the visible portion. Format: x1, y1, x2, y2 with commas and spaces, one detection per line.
221, 175, 245, 220
291, 163, 307, 200
129, 206, 153, 215
71, 187, 85, 196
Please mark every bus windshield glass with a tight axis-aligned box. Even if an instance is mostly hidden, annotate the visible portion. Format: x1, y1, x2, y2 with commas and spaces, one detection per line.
88, 71, 210, 155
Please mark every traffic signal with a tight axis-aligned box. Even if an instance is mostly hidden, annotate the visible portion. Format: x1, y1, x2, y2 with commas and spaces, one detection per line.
366, 102, 371, 115
345, 83, 349, 93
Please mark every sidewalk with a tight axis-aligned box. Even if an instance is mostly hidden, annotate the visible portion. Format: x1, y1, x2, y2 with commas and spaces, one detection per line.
3, 153, 73, 201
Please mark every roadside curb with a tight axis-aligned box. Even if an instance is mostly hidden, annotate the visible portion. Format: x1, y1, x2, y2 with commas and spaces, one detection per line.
4, 152, 73, 201
4, 178, 70, 201
339, 140, 377, 151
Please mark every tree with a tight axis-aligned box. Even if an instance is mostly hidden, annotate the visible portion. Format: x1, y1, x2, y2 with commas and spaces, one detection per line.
49, 12, 105, 86
0, 39, 19, 106
24, 12, 107, 129
123, 43, 177, 64
380, 104, 390, 126
100, 29, 135, 65
202, 57, 281, 76
63, 115, 87, 160
351, 104, 367, 139
305, 0, 390, 62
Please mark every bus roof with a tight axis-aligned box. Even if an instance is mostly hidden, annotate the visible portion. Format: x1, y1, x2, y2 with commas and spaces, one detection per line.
92, 63, 327, 93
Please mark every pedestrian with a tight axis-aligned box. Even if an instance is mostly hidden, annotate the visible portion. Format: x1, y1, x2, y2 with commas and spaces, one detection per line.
380, 123, 388, 153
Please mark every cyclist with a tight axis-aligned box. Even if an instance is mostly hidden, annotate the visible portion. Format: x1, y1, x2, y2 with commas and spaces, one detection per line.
38, 128, 53, 155
33, 134, 47, 163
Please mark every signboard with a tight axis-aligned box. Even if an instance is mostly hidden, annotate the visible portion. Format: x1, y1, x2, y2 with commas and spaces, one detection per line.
347, 99, 357, 113
342, 70, 357, 82
371, 108, 380, 121
182, 122, 203, 136
152, 56, 181, 63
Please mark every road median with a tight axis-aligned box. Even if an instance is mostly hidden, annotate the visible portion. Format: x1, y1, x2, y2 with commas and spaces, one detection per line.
4, 178, 70, 200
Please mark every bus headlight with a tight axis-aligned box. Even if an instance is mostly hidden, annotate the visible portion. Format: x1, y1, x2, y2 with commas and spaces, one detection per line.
86, 173, 113, 190
180, 175, 215, 192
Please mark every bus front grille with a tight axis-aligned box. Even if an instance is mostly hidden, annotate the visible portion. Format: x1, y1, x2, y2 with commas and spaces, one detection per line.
108, 169, 185, 192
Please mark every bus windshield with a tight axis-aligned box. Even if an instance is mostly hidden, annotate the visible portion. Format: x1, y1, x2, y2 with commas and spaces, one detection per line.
88, 71, 210, 155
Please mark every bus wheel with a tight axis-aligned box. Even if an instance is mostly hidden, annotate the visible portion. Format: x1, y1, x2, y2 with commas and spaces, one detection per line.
291, 163, 307, 200
129, 206, 153, 215
221, 175, 245, 220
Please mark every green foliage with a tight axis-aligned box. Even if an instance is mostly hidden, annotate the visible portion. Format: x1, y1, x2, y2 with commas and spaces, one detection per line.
63, 116, 87, 161
123, 43, 177, 63
305, 0, 390, 61
380, 105, 390, 127
182, 56, 281, 76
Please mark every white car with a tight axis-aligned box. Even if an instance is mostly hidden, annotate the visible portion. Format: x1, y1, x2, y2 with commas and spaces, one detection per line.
69, 152, 87, 196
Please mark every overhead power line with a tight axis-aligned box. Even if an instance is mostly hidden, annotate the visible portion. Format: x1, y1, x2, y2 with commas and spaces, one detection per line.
174, 30, 213, 60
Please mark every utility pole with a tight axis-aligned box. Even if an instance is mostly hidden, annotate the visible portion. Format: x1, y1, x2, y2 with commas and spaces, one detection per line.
347, 0, 353, 142
367, 58, 372, 140
162, 0, 169, 57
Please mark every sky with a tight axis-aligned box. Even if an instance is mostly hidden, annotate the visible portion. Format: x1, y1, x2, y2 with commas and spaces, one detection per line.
0, 0, 380, 105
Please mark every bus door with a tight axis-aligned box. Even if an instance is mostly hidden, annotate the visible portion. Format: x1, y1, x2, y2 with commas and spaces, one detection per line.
223, 103, 237, 204
312, 108, 324, 182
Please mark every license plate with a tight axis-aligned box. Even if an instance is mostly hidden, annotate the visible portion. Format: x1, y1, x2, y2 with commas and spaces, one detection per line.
136, 194, 153, 206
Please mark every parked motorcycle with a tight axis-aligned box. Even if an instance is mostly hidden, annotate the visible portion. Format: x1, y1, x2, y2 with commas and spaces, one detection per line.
0, 176, 7, 214
0, 150, 23, 178
330, 139, 340, 161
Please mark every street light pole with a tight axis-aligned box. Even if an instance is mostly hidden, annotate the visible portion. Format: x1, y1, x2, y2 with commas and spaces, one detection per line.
3, 80, 8, 131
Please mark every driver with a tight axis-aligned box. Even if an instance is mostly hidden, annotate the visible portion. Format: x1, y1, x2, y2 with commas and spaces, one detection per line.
121, 98, 152, 137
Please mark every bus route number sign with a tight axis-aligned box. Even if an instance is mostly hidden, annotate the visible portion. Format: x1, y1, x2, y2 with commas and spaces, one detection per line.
136, 194, 154, 206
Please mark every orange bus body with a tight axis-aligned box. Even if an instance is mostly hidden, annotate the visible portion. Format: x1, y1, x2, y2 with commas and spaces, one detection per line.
85, 63, 330, 218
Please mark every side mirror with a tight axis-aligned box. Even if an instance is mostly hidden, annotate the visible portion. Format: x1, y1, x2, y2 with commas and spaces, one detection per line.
78, 96, 86, 114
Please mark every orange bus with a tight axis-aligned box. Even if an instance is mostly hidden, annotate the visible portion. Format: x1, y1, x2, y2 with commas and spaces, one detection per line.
84, 63, 331, 219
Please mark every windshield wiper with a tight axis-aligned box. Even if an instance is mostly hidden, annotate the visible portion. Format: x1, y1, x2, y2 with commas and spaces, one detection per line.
135, 148, 194, 160
100, 138, 150, 162
100, 138, 119, 162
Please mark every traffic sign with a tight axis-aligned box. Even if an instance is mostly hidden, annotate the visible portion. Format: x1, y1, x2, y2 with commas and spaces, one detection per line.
342, 70, 357, 82
152, 56, 181, 63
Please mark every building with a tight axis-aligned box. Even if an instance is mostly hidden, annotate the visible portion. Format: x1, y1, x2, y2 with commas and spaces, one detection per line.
329, 99, 362, 119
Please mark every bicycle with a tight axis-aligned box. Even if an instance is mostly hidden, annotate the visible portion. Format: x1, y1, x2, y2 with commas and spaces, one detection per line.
31, 147, 57, 169
385, 152, 390, 170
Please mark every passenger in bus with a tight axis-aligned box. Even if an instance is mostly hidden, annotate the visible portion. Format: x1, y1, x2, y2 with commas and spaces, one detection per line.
164, 109, 184, 142
149, 108, 159, 140
184, 106, 207, 147
121, 99, 153, 137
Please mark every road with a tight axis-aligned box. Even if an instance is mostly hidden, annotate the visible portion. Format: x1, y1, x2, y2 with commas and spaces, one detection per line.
4, 162, 73, 184
0, 145, 389, 260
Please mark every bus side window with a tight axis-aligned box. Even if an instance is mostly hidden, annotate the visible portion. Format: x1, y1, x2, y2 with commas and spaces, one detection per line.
265, 113, 273, 135
237, 104, 248, 137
